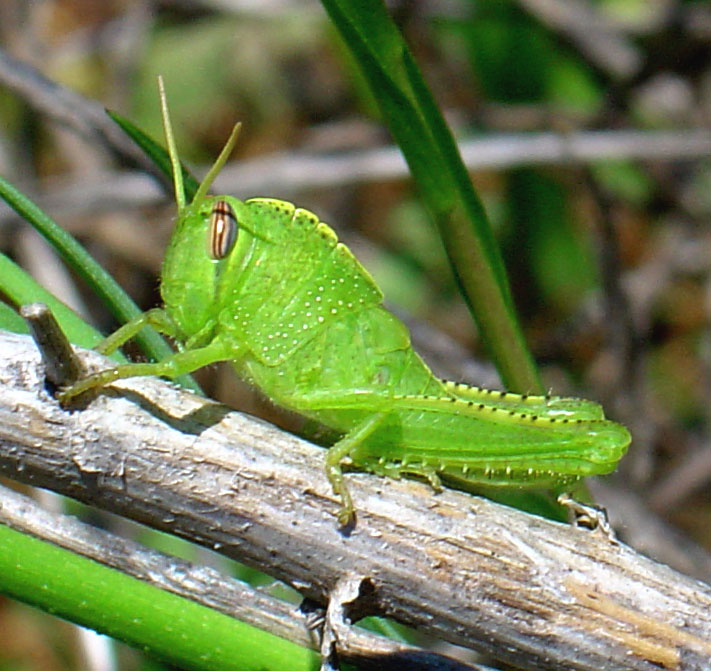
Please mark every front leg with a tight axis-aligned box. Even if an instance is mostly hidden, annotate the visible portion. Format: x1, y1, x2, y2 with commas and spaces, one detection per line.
95, 308, 179, 355
58, 338, 234, 406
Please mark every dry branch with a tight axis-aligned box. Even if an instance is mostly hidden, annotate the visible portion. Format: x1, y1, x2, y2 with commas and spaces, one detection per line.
1, 330, 710, 671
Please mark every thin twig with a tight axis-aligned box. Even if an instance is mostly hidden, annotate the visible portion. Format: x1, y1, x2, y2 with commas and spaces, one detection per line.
2, 129, 711, 225
20, 302, 83, 387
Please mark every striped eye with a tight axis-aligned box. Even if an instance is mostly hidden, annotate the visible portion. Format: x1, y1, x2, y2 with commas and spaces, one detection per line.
208, 199, 238, 260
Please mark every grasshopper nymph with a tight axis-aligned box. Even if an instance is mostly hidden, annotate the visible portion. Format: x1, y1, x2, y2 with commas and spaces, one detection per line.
59, 80, 631, 525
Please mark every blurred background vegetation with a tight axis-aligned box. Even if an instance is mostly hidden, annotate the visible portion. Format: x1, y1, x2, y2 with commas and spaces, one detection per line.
1, 0, 711, 669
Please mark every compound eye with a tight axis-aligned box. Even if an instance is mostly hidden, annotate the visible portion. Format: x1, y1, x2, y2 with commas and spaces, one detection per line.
208, 199, 238, 259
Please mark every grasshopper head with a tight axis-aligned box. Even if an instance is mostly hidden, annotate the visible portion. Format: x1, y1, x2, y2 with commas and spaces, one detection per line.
156, 77, 250, 342
160, 194, 251, 343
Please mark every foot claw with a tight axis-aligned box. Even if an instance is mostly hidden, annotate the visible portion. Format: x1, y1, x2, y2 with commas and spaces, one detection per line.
337, 506, 355, 528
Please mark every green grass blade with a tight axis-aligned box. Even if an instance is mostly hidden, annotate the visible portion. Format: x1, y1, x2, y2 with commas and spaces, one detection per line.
0, 176, 200, 392
320, 0, 542, 394
0, 299, 29, 334
0, 524, 318, 671
106, 108, 200, 203
0, 252, 124, 356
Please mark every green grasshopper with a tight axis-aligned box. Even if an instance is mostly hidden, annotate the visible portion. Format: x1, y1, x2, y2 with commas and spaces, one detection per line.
59, 81, 631, 525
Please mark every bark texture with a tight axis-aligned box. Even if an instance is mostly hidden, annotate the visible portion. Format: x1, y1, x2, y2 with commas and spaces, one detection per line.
1, 331, 710, 670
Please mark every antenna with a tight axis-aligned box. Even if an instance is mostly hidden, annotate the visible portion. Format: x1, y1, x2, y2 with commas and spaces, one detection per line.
158, 75, 185, 212
193, 121, 242, 205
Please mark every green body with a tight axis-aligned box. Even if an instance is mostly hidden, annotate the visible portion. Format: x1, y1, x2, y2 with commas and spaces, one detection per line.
59, 87, 630, 524
170, 195, 627, 484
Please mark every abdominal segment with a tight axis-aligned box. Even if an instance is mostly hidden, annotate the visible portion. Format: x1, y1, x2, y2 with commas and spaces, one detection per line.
348, 402, 630, 487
